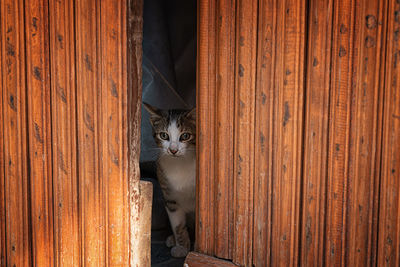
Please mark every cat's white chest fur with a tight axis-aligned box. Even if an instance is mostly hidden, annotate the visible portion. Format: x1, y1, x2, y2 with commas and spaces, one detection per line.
159, 152, 196, 212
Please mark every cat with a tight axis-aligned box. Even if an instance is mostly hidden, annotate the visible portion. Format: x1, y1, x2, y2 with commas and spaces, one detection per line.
143, 102, 196, 258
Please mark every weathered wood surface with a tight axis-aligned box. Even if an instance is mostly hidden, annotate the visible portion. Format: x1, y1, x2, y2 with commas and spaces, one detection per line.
300, 0, 332, 266
377, 0, 400, 266
75, 0, 104, 264
196, 0, 398, 266
49, 0, 79, 265
0, 0, 150, 266
185, 252, 239, 267
1, 0, 31, 266
24, 0, 54, 265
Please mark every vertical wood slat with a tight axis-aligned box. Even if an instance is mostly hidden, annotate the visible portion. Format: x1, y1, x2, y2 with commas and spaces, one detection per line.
100, 0, 129, 264
345, 0, 387, 265
214, 0, 236, 259
252, 0, 277, 265
0, 28, 4, 266
197, 0, 237, 259
49, 0, 79, 265
75, 0, 104, 264
300, 0, 332, 266
197, 0, 216, 255
269, 0, 306, 266
377, 0, 400, 265
127, 0, 148, 266
325, 0, 356, 265
126, 0, 153, 266
24, 0, 54, 266
232, 0, 258, 265
1, 0, 31, 266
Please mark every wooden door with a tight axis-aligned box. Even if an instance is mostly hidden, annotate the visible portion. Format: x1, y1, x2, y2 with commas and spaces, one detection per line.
188, 0, 400, 266
0, 0, 151, 266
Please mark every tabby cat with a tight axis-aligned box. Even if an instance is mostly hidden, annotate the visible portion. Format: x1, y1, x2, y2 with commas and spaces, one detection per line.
143, 103, 196, 258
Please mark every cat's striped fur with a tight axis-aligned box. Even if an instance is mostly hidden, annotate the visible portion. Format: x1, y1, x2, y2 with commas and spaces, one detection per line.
143, 103, 196, 258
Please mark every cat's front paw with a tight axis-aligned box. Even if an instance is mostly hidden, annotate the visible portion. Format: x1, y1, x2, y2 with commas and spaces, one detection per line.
170, 245, 189, 258
166, 235, 176, 248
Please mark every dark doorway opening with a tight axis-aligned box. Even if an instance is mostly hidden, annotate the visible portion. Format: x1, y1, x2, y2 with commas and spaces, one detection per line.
139, 0, 197, 265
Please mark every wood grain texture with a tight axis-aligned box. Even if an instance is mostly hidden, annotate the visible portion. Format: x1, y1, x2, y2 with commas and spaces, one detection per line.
197, 0, 236, 260
185, 252, 239, 267
214, 0, 236, 259
24, 0, 54, 265
136, 181, 152, 266
377, 0, 400, 266
126, 0, 151, 266
345, 0, 387, 265
232, 0, 258, 265
75, 0, 105, 265
196, 0, 216, 255
1, 0, 148, 266
1, 0, 31, 265
49, 0, 80, 265
300, 0, 332, 266
0, 30, 4, 266
325, 0, 356, 265
252, 0, 277, 265
269, 1, 306, 266
100, 0, 130, 264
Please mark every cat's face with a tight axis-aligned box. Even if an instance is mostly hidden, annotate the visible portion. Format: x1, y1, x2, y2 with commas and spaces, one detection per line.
144, 103, 196, 158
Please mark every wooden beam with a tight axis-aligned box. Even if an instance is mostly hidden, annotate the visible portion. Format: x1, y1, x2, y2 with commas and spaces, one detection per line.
184, 252, 239, 267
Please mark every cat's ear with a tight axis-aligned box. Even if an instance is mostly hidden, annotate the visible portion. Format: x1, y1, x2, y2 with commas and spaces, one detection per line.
143, 102, 161, 117
143, 102, 162, 125
185, 107, 196, 121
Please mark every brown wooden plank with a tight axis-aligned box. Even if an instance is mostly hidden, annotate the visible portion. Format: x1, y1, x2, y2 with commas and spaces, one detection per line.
48, 0, 80, 265
126, 0, 151, 266
214, 0, 236, 259
99, 0, 130, 264
196, 0, 216, 255
268, 0, 306, 266
325, 0, 356, 265
24, 0, 54, 265
377, 0, 400, 265
344, 0, 387, 265
1, 0, 31, 265
136, 181, 152, 266
197, 0, 236, 259
75, 0, 105, 265
252, 0, 277, 265
232, 0, 258, 265
299, 0, 333, 266
0, 24, 5, 266
184, 252, 239, 267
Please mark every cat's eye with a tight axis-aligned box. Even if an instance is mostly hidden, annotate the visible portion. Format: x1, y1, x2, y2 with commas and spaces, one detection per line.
179, 133, 191, 141
159, 132, 169, 140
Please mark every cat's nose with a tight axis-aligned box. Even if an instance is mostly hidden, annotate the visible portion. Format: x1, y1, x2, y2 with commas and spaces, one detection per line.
169, 148, 178, 155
